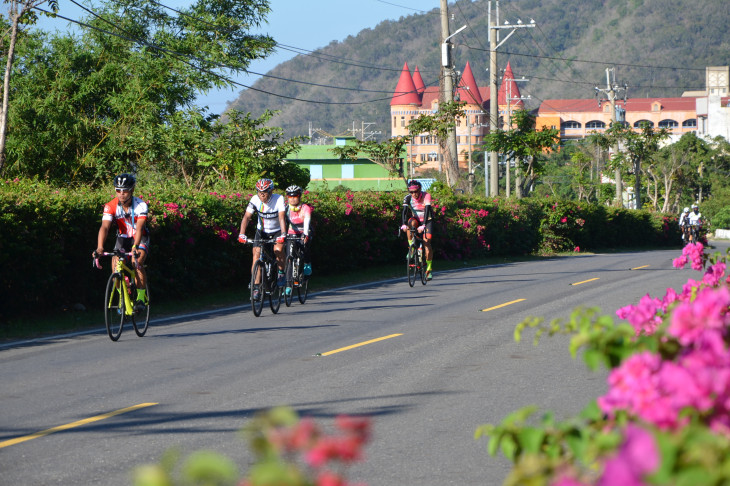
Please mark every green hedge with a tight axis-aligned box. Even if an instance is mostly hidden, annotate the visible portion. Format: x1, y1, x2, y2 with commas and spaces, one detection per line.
0, 180, 681, 321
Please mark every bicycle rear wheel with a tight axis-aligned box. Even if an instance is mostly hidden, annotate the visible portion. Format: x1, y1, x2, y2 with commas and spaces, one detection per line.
132, 285, 150, 337
251, 261, 265, 317
104, 274, 125, 341
284, 257, 294, 307
407, 246, 417, 287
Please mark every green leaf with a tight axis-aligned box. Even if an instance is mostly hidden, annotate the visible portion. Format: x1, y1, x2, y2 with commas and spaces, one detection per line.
676, 467, 713, 486
518, 427, 546, 454
582, 348, 604, 371
500, 435, 518, 461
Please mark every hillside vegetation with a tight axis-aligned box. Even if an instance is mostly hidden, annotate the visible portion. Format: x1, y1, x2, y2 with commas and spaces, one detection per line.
228, 0, 730, 139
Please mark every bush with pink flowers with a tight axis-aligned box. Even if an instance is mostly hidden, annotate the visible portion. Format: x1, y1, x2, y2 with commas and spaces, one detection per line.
477, 242, 730, 485
1, 179, 680, 322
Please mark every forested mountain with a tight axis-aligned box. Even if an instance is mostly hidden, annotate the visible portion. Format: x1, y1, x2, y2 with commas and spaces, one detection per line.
227, 0, 730, 140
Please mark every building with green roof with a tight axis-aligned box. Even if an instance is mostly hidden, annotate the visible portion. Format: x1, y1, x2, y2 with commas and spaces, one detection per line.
285, 136, 404, 191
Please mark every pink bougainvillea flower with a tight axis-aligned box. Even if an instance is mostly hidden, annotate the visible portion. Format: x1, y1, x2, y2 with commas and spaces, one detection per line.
598, 424, 658, 486
615, 294, 663, 335
574, 246, 580, 252
560, 217, 568, 223
669, 286, 730, 345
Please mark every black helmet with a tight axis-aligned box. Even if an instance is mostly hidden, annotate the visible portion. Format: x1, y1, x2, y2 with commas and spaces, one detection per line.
286, 185, 302, 196
114, 173, 136, 190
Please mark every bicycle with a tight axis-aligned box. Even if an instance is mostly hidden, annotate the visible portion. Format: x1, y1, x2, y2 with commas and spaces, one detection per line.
402, 227, 428, 287
93, 249, 150, 341
284, 235, 310, 306
688, 223, 703, 243
247, 238, 283, 316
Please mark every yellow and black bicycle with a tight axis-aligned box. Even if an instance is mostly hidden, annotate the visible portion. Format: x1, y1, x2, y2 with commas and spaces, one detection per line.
93, 249, 150, 341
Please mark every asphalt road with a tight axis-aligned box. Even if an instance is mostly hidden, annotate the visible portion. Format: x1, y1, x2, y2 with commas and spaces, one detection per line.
2, 243, 725, 485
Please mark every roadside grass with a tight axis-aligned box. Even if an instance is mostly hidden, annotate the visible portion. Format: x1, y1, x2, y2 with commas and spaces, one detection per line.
4, 244, 692, 343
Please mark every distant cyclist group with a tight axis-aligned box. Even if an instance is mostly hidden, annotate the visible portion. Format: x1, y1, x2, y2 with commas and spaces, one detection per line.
678, 203, 704, 243
92, 174, 433, 330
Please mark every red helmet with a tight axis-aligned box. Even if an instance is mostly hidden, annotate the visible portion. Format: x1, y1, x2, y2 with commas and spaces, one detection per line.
255, 178, 274, 192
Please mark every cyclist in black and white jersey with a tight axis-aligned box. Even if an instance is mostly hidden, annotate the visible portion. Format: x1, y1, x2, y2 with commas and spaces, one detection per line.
238, 178, 287, 294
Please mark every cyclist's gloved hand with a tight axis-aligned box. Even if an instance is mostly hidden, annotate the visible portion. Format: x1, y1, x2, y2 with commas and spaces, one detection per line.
238, 234, 248, 244
417, 225, 425, 233
276, 235, 286, 244
400, 224, 408, 232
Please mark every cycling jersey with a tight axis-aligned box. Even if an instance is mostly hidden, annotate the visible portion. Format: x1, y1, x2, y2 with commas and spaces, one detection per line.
678, 213, 689, 226
688, 211, 702, 225
102, 196, 149, 239
286, 204, 312, 235
403, 192, 432, 223
246, 193, 285, 232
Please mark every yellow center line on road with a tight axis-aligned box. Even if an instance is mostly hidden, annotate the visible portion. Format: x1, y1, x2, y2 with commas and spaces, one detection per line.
631, 265, 650, 270
571, 277, 600, 286
481, 299, 526, 312
0, 402, 158, 449
319, 334, 403, 356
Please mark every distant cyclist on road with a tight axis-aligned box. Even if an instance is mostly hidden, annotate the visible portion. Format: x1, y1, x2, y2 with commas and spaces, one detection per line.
94, 173, 149, 312
238, 178, 287, 300
678, 206, 690, 241
687, 203, 703, 242
284, 185, 313, 295
400, 180, 434, 280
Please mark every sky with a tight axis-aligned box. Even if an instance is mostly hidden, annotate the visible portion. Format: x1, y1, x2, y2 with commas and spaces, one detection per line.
34, 0, 435, 115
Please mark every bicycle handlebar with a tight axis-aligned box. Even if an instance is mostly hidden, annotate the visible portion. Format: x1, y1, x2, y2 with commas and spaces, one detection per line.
92, 249, 139, 269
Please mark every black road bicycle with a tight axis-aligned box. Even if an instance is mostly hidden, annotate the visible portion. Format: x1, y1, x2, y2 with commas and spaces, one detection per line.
403, 228, 428, 287
247, 238, 283, 316
94, 249, 150, 341
284, 235, 310, 306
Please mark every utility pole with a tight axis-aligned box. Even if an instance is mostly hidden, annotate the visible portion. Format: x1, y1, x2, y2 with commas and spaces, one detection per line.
506, 76, 530, 198
440, 0, 466, 187
488, 1, 535, 196
595, 68, 628, 207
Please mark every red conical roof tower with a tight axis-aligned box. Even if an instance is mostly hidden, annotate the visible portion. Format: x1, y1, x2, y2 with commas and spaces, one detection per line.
391, 62, 421, 106
412, 66, 426, 96
456, 61, 483, 106
498, 61, 523, 108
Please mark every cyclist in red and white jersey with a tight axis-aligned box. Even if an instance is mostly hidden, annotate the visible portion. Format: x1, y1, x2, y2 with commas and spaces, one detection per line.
284, 185, 313, 295
94, 173, 149, 311
400, 180, 434, 280
238, 178, 287, 297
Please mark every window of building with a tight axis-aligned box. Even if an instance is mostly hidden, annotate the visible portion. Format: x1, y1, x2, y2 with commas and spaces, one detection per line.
393, 116, 396, 128
341, 164, 354, 179
561, 120, 582, 129
658, 119, 678, 128
585, 120, 606, 129
400, 116, 405, 127
682, 119, 697, 127
633, 120, 654, 128
309, 165, 323, 179
652, 102, 662, 112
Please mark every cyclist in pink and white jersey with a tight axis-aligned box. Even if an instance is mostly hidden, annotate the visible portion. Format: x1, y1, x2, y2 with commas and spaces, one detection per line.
400, 180, 434, 280
284, 185, 313, 291
94, 173, 149, 311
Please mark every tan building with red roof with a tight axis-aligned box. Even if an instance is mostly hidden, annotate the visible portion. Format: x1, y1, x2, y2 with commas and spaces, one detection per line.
391, 61, 524, 175
536, 97, 700, 144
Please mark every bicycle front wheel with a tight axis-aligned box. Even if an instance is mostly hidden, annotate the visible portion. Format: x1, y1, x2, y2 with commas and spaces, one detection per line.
419, 248, 428, 285
284, 257, 294, 307
407, 247, 417, 287
132, 285, 150, 337
251, 261, 265, 317
104, 274, 125, 341
270, 272, 283, 314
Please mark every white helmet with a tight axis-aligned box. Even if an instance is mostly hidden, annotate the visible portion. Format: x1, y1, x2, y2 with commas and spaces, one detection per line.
683, 207, 690, 213
692, 203, 698, 210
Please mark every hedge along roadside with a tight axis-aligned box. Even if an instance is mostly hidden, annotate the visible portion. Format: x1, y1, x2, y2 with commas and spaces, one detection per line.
0, 179, 681, 321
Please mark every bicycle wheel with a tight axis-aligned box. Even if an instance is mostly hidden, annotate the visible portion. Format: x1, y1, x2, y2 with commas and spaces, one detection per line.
104, 273, 125, 341
132, 285, 150, 337
297, 258, 309, 304
284, 257, 294, 307
419, 247, 428, 285
269, 269, 283, 314
407, 246, 417, 287
251, 260, 265, 317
